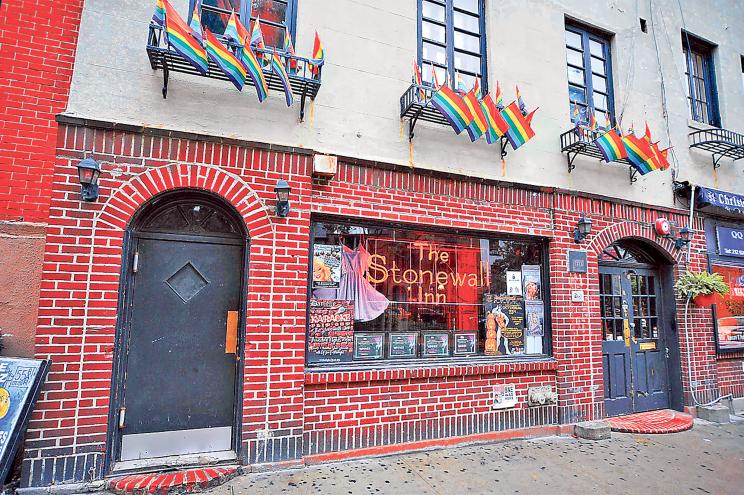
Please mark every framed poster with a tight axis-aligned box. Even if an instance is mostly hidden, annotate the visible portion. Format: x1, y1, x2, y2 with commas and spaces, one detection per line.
307, 299, 354, 365
423, 332, 450, 357
453, 333, 477, 355
521, 265, 542, 301
389, 332, 418, 358
312, 244, 342, 288
0, 358, 50, 483
353, 333, 384, 360
525, 301, 544, 337
484, 295, 525, 355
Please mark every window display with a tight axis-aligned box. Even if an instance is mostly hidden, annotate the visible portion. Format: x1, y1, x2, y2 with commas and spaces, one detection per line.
307, 220, 551, 365
712, 264, 744, 352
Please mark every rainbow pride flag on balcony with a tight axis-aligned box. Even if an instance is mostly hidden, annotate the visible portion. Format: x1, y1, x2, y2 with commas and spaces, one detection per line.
481, 94, 510, 144
271, 49, 294, 106
622, 132, 657, 175
594, 128, 627, 162
430, 84, 473, 135
204, 28, 246, 90
224, 11, 267, 101
152, 0, 166, 25
463, 88, 487, 142
502, 101, 537, 150
189, 1, 203, 45
163, 0, 208, 75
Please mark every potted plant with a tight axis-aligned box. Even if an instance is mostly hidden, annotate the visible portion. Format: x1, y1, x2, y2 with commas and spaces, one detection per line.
675, 271, 730, 307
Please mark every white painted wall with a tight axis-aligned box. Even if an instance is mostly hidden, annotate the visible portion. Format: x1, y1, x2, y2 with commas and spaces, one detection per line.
66, 0, 744, 206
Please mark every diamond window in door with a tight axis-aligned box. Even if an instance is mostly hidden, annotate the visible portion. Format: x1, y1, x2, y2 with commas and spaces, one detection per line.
165, 262, 210, 303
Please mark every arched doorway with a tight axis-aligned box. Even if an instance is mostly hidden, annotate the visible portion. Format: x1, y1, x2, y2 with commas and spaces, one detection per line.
109, 190, 248, 470
598, 238, 680, 417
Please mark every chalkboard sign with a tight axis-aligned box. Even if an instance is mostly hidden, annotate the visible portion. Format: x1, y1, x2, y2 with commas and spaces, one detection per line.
0, 358, 49, 483
307, 299, 354, 364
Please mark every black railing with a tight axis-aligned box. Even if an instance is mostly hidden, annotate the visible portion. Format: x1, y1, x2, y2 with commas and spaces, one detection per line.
689, 128, 744, 169
146, 23, 322, 120
559, 127, 639, 183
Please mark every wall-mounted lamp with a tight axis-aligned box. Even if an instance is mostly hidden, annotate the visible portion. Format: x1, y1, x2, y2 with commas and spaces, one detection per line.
77, 158, 101, 202
274, 179, 291, 217
573, 216, 592, 243
674, 226, 692, 250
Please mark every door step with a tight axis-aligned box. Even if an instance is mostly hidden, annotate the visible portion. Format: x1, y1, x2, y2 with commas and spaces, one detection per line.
108, 466, 239, 495
607, 409, 693, 434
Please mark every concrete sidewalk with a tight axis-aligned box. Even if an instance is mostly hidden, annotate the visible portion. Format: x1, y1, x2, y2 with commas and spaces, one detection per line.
210, 419, 744, 495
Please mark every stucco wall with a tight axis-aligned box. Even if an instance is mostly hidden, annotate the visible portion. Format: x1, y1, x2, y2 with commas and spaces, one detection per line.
64, 0, 744, 207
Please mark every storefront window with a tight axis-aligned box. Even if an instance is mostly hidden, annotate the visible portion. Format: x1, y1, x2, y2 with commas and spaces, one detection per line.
712, 264, 744, 352
307, 220, 550, 366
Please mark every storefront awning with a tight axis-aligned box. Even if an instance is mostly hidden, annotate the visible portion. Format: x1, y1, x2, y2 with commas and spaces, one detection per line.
694, 185, 744, 220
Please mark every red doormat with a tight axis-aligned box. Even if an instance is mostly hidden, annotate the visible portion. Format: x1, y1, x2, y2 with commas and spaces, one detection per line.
108, 466, 239, 495
607, 409, 694, 434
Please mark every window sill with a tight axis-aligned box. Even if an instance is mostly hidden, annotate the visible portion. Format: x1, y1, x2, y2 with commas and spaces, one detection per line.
304, 356, 558, 385
688, 119, 720, 132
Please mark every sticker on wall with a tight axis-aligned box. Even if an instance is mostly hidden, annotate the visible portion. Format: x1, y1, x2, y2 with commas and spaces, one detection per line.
492, 383, 518, 409
312, 244, 342, 288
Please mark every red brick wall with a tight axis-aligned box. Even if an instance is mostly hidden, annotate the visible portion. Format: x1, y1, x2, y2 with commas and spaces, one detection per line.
717, 355, 744, 399
0, 0, 84, 222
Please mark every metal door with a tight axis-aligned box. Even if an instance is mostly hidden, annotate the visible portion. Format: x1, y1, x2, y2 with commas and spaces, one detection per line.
116, 201, 245, 462
600, 267, 670, 416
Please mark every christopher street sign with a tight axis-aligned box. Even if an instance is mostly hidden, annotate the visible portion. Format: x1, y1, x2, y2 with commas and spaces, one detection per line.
717, 226, 744, 258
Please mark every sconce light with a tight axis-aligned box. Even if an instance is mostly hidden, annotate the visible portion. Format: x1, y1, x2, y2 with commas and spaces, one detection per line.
274, 179, 291, 217
674, 226, 692, 250
573, 216, 592, 243
77, 158, 101, 202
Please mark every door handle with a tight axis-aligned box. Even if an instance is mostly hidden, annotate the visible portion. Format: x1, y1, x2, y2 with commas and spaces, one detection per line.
665, 347, 670, 359
225, 311, 239, 354
623, 319, 631, 348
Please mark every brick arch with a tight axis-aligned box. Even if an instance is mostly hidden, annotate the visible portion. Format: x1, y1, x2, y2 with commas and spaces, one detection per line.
95, 162, 274, 239
586, 221, 680, 263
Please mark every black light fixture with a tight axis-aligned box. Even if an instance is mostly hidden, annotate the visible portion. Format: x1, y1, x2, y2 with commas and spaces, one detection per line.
573, 216, 592, 243
674, 226, 692, 250
77, 158, 101, 202
274, 179, 291, 217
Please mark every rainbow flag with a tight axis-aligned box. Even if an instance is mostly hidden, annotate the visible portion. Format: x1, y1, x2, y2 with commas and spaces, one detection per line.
516, 85, 526, 114
283, 27, 298, 71
271, 49, 294, 106
494, 81, 504, 110
312, 31, 325, 65
481, 93, 510, 144
412, 59, 425, 100
622, 132, 656, 174
456, 71, 467, 94
164, 0, 208, 75
204, 28, 246, 90
224, 12, 268, 101
223, 10, 247, 44
152, 0, 166, 25
250, 17, 265, 48
189, 1, 203, 45
463, 88, 487, 142
594, 128, 628, 162
502, 101, 537, 150
430, 84, 473, 135
430, 62, 440, 89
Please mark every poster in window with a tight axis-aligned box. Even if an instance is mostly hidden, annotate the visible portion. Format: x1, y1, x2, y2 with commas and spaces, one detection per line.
354, 333, 384, 360
454, 333, 477, 355
712, 264, 744, 352
525, 301, 544, 337
484, 295, 525, 355
506, 271, 522, 296
522, 265, 542, 301
307, 299, 354, 364
423, 333, 450, 357
312, 244, 342, 288
389, 332, 418, 358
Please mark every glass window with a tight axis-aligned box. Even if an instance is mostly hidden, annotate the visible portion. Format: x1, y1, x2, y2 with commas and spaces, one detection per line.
419, 0, 487, 92
195, 0, 296, 49
307, 220, 551, 366
683, 33, 720, 126
712, 264, 744, 352
565, 23, 615, 129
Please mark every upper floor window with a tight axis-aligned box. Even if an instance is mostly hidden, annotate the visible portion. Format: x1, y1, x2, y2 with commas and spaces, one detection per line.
683, 33, 719, 126
192, 0, 296, 49
419, 0, 487, 93
565, 23, 614, 129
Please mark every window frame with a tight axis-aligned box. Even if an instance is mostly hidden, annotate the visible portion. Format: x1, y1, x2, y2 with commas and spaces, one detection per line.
417, 0, 488, 93
682, 32, 720, 126
189, 0, 298, 45
305, 215, 554, 368
564, 21, 616, 128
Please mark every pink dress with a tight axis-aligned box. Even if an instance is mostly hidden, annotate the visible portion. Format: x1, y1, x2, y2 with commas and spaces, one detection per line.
313, 244, 389, 322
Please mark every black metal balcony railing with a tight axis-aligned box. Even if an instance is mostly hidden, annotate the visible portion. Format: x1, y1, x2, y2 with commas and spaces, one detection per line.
400, 83, 509, 157
146, 23, 322, 121
689, 127, 744, 169
559, 127, 640, 184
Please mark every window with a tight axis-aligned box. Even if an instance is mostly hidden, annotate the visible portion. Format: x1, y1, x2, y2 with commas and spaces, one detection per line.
565, 23, 615, 129
192, 0, 296, 49
307, 219, 551, 366
711, 264, 744, 353
683, 33, 719, 126
419, 0, 487, 93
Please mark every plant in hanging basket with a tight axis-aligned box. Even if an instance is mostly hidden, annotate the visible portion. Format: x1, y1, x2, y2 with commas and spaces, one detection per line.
675, 271, 730, 306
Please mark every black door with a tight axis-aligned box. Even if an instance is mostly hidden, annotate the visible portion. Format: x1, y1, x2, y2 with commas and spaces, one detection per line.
600, 266, 670, 416
116, 197, 246, 462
